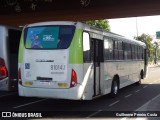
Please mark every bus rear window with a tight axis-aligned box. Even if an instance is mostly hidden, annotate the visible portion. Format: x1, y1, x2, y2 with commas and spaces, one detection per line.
25, 26, 75, 49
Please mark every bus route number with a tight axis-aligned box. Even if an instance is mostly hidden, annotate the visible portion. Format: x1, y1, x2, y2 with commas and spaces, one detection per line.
51, 65, 65, 71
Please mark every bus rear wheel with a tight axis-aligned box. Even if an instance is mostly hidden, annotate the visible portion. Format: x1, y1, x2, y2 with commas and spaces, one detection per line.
137, 71, 143, 85
110, 80, 119, 98
137, 74, 142, 85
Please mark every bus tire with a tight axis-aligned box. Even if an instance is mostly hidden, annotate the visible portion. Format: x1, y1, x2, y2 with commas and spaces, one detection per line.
137, 71, 143, 85
110, 79, 119, 98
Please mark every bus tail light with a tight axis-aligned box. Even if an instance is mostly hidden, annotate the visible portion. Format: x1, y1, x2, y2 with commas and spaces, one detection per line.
0, 58, 8, 80
18, 68, 22, 85
70, 69, 77, 88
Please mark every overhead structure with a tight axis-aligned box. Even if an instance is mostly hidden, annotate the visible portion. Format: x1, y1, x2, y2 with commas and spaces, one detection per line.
0, 0, 160, 25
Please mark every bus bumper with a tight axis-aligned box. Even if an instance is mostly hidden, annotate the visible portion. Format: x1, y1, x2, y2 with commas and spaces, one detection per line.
18, 84, 84, 100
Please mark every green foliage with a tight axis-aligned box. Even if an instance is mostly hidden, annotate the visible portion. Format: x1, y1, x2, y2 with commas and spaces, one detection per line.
158, 49, 160, 58
153, 42, 160, 62
134, 34, 153, 57
85, 20, 111, 31
148, 54, 154, 63
134, 34, 154, 62
134, 34, 160, 63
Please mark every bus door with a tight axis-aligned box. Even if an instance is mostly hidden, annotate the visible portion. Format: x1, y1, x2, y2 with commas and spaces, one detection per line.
91, 39, 103, 96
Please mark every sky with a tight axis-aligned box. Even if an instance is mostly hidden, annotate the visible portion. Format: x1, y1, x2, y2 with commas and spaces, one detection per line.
109, 15, 160, 40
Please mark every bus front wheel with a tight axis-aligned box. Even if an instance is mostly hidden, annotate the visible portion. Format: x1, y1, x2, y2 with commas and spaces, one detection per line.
110, 80, 119, 98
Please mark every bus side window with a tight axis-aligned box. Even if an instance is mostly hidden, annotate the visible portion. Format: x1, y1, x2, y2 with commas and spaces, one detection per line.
124, 42, 127, 60
114, 40, 118, 60
142, 47, 144, 59
104, 38, 113, 60
83, 32, 91, 62
118, 41, 123, 60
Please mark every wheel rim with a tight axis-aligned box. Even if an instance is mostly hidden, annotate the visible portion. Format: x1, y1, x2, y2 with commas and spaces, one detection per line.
113, 81, 118, 95
139, 75, 141, 84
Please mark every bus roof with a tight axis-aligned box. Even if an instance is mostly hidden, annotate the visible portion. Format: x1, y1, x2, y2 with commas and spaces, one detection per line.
25, 21, 146, 47
83, 23, 146, 47
0, 24, 21, 30
26, 21, 78, 27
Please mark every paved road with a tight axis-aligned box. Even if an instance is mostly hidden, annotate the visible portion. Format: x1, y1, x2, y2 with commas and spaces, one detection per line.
0, 65, 160, 120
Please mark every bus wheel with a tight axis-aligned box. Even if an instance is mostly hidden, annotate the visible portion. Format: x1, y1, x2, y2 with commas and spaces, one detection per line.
110, 80, 119, 98
137, 74, 142, 85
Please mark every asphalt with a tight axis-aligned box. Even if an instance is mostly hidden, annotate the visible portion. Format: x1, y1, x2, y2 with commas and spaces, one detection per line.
141, 63, 160, 112
136, 93, 160, 111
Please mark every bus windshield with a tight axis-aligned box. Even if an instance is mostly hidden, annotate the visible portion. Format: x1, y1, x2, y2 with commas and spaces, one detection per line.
25, 25, 75, 49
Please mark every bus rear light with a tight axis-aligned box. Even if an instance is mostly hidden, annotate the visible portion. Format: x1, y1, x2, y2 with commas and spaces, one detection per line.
70, 69, 77, 88
0, 58, 8, 80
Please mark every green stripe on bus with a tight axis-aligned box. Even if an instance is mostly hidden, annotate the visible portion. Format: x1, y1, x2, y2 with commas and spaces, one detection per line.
18, 31, 24, 64
69, 29, 83, 64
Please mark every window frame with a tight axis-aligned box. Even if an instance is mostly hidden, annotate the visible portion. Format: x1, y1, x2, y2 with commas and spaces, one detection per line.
24, 25, 76, 50
82, 31, 91, 62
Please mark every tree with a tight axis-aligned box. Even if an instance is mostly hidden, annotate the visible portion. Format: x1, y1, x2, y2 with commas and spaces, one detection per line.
153, 41, 159, 64
85, 19, 111, 31
158, 48, 160, 60
134, 34, 154, 62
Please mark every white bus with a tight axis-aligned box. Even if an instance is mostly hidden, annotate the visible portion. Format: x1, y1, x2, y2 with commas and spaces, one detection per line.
18, 21, 147, 100
0, 25, 22, 91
